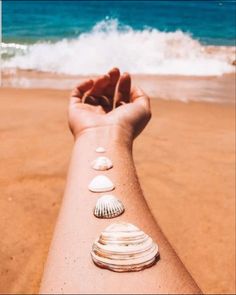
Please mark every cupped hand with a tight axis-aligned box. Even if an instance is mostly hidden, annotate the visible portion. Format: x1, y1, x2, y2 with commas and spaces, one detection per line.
68, 68, 151, 140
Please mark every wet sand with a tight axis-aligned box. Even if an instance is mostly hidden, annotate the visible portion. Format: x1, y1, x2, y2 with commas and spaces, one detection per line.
2, 70, 235, 104
0, 87, 235, 294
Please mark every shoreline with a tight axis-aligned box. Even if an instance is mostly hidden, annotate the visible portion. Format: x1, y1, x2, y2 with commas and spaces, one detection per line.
1, 71, 235, 104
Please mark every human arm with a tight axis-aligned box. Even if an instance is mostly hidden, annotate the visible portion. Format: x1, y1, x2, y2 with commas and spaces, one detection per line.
39, 68, 201, 294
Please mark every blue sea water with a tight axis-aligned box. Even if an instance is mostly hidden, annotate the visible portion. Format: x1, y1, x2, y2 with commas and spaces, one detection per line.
3, 0, 236, 45
2, 1, 236, 76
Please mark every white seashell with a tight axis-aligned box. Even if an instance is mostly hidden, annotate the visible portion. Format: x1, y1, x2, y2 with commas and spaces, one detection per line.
91, 156, 113, 171
88, 175, 115, 193
94, 195, 124, 218
95, 147, 106, 153
91, 222, 159, 272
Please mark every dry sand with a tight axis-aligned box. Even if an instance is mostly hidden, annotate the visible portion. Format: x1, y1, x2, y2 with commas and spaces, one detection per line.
0, 87, 235, 294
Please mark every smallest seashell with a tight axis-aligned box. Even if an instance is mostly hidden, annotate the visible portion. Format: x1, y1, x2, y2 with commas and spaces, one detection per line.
95, 147, 106, 153
91, 156, 113, 171
94, 195, 125, 219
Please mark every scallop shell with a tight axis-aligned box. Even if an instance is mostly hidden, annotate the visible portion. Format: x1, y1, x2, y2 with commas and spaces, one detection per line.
91, 222, 159, 272
91, 156, 113, 171
95, 147, 106, 153
94, 195, 124, 218
88, 175, 115, 193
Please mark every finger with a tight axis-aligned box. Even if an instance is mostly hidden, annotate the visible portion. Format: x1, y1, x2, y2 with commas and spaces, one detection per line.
108, 67, 120, 86
76, 79, 94, 97
99, 95, 110, 107
84, 95, 111, 112
70, 86, 82, 105
131, 86, 151, 111
98, 95, 112, 112
113, 73, 131, 108
84, 95, 112, 110
83, 75, 110, 103
105, 68, 120, 110
70, 79, 93, 105
84, 95, 99, 105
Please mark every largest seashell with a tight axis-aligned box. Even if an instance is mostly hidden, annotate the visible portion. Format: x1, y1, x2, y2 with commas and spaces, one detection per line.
91, 222, 159, 272
94, 195, 124, 219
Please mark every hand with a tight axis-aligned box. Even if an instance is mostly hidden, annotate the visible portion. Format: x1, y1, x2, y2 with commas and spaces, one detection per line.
69, 68, 151, 140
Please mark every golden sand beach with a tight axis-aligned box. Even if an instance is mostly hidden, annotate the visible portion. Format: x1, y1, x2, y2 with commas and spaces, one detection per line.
0, 74, 235, 294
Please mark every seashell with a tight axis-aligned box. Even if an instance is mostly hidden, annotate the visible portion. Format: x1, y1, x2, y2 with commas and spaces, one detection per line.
91, 156, 113, 171
88, 175, 115, 193
91, 222, 159, 272
95, 147, 106, 153
94, 195, 124, 218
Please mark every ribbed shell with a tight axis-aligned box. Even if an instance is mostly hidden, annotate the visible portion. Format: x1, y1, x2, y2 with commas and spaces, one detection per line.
94, 195, 124, 219
91, 222, 159, 272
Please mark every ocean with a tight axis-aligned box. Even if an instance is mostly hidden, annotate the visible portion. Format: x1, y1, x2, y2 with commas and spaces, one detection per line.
2, 0, 236, 76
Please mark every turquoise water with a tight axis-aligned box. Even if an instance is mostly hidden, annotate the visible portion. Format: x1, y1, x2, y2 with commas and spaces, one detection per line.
2, 1, 235, 76
3, 0, 236, 45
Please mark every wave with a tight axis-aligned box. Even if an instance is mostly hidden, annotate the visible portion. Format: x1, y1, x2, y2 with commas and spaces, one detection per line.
1, 19, 235, 76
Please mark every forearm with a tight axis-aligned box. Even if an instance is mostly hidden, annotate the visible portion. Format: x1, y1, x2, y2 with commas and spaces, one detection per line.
40, 126, 201, 294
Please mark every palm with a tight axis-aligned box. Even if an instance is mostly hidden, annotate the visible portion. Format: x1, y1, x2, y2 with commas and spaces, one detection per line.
69, 68, 151, 139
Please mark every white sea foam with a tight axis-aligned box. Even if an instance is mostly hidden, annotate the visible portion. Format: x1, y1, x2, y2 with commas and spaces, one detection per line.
1, 19, 235, 76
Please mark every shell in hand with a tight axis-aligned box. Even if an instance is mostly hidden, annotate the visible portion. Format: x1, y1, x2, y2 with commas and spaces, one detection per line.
94, 195, 124, 219
91, 222, 159, 272
95, 147, 106, 153
88, 175, 115, 193
91, 156, 113, 171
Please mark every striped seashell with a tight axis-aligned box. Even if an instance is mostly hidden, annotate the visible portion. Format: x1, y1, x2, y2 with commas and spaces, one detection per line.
94, 195, 124, 219
91, 222, 159, 272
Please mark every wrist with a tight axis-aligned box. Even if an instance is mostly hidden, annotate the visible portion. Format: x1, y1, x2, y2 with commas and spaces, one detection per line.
74, 125, 133, 150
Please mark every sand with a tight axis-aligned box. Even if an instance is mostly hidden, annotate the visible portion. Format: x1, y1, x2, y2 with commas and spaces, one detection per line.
0, 87, 235, 294
2, 70, 235, 104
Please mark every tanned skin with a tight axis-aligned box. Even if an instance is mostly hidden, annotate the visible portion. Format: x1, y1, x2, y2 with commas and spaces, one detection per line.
40, 68, 202, 294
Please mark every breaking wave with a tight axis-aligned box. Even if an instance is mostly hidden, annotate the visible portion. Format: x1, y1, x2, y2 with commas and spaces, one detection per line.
2, 19, 235, 76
